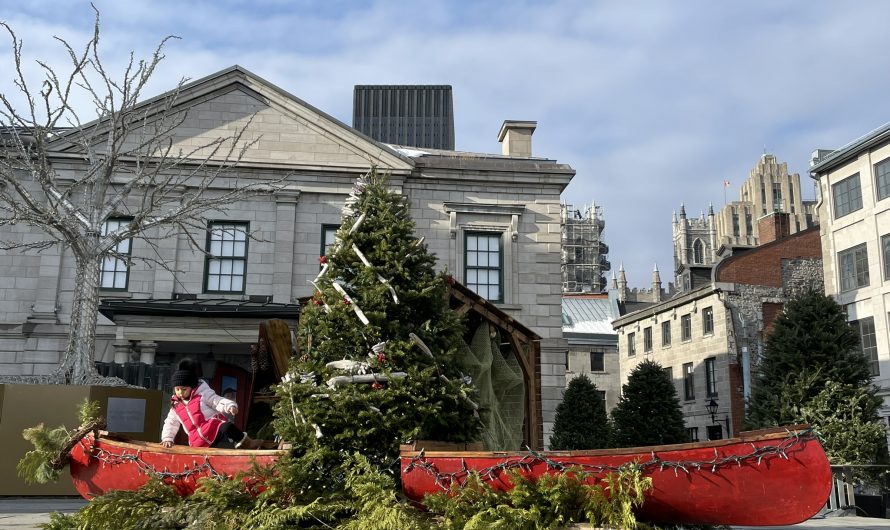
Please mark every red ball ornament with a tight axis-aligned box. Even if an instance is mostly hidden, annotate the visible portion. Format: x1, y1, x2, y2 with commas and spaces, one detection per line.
446, 275, 455, 285
376, 352, 386, 363
319, 255, 327, 264
313, 298, 323, 306
342, 298, 351, 306
371, 382, 383, 391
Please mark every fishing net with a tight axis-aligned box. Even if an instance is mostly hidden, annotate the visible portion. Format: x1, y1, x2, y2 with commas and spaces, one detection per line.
459, 322, 525, 450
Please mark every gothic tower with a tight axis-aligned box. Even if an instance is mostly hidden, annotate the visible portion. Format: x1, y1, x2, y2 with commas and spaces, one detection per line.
672, 204, 717, 291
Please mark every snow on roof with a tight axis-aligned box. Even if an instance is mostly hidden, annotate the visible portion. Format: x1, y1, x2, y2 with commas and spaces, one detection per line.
562, 295, 617, 335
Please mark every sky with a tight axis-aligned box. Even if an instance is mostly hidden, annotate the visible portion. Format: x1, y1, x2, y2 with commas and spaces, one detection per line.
3, 0, 890, 287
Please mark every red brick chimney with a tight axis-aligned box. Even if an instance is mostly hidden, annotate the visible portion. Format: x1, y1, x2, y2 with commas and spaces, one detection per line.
758, 211, 791, 244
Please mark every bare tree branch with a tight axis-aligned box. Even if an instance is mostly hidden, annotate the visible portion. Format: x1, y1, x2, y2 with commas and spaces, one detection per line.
0, 9, 286, 385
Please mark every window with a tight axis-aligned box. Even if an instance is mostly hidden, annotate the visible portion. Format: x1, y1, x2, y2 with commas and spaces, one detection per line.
876, 157, 890, 201
321, 224, 340, 258
681, 314, 692, 341
693, 239, 704, 264
832, 173, 863, 218
643, 327, 652, 352
745, 213, 753, 234
683, 362, 695, 400
204, 222, 248, 293
465, 232, 502, 302
100, 218, 132, 290
664, 366, 673, 382
705, 357, 717, 397
627, 332, 636, 357
702, 306, 714, 335
883, 234, 890, 281
595, 390, 607, 410
852, 317, 879, 376
772, 182, 782, 210
589, 351, 604, 372
838, 243, 870, 292
661, 321, 671, 347
687, 427, 699, 442
732, 214, 740, 237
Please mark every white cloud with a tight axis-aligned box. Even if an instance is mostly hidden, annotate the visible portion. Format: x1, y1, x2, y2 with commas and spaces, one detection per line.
3, 0, 890, 286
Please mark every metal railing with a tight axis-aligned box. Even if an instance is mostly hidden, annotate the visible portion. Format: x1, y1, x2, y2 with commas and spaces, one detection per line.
826, 465, 888, 517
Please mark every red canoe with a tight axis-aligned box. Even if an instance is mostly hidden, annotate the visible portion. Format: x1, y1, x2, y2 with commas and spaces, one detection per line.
400, 425, 832, 527
69, 431, 285, 499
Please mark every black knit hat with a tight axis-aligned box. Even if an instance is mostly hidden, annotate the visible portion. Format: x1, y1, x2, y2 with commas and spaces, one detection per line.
171, 358, 199, 388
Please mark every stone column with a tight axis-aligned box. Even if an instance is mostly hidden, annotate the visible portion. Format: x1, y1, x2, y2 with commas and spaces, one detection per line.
28, 247, 63, 322
113, 341, 132, 365
137, 341, 157, 365
273, 190, 300, 303
152, 224, 181, 298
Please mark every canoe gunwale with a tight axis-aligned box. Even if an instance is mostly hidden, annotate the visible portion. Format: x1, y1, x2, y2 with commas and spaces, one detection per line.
399, 424, 812, 458
87, 430, 286, 457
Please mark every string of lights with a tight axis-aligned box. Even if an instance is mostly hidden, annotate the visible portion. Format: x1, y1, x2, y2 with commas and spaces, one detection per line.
83, 439, 226, 483
404, 428, 817, 491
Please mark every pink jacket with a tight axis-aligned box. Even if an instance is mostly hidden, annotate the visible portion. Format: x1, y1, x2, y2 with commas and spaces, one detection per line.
161, 381, 235, 447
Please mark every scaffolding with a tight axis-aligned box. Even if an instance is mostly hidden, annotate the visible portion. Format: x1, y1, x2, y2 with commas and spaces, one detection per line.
561, 203, 610, 293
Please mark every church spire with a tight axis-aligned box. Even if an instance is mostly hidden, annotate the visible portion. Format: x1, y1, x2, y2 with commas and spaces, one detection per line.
617, 263, 627, 303
652, 263, 662, 302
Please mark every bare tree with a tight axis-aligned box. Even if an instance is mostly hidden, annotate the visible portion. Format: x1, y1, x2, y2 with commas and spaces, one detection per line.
0, 8, 279, 385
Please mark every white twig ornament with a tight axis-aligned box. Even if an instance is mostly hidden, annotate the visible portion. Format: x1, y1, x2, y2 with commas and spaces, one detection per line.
332, 281, 369, 325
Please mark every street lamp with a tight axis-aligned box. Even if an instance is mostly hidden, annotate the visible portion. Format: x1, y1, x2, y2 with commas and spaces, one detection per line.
706, 398, 718, 424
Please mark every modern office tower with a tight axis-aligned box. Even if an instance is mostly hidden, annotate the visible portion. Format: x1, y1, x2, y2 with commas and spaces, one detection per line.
352, 85, 455, 150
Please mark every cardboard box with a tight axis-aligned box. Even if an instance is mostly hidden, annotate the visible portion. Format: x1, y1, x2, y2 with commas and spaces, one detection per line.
0, 384, 163, 496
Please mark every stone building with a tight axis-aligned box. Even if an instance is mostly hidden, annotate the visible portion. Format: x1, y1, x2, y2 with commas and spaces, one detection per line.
809, 123, 890, 422
672, 205, 718, 292
0, 66, 574, 448
673, 154, 818, 295
562, 293, 621, 412
613, 212, 822, 440
714, 154, 818, 249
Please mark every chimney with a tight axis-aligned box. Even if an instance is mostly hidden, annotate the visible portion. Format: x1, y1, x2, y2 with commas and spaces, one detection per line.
757, 211, 791, 244
497, 120, 536, 157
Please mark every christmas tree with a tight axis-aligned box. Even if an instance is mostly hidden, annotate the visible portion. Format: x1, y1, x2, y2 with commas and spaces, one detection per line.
747, 290, 870, 427
549, 374, 611, 450
274, 169, 481, 465
610, 359, 687, 447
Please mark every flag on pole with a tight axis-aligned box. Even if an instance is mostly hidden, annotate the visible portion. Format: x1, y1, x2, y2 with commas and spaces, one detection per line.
723, 180, 731, 187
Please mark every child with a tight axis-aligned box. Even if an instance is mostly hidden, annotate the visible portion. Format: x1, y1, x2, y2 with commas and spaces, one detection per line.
161, 359, 263, 449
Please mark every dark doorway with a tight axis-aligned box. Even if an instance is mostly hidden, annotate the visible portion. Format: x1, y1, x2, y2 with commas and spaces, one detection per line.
707, 425, 723, 441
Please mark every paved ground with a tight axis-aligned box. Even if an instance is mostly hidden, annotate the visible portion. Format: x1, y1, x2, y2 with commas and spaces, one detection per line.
4, 497, 890, 529
732, 515, 890, 529
0, 498, 86, 529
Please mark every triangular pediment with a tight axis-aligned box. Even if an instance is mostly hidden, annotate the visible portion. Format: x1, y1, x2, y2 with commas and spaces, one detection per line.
51, 66, 413, 173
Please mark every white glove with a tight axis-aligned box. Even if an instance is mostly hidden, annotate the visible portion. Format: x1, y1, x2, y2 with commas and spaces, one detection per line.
227, 404, 238, 415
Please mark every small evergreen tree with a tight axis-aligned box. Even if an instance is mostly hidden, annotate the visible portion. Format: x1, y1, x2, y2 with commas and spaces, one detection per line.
610, 359, 687, 447
274, 169, 481, 465
549, 374, 611, 450
747, 290, 871, 427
